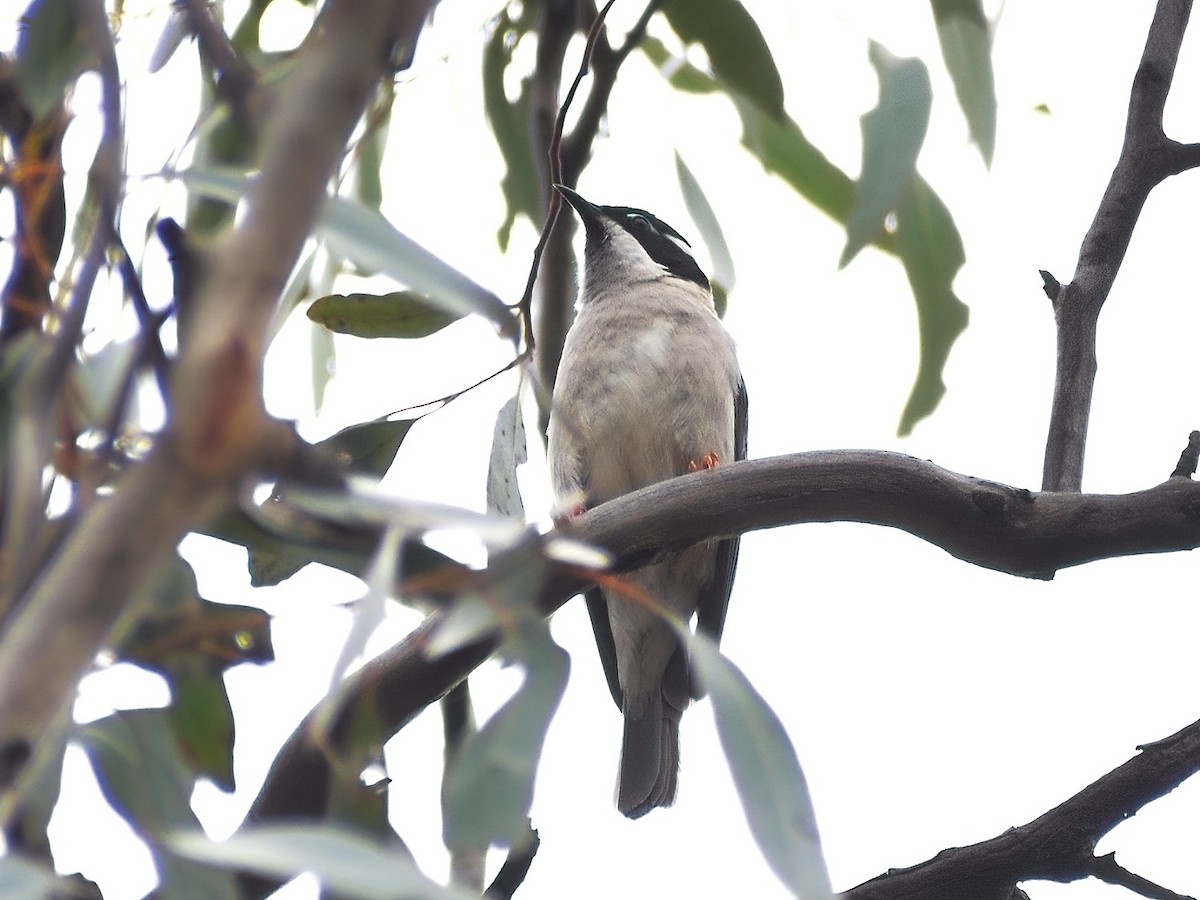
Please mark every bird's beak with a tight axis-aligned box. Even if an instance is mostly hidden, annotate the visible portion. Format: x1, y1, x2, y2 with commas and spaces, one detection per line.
555, 184, 606, 238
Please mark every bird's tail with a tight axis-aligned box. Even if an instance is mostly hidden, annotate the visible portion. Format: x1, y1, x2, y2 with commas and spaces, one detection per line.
617, 689, 683, 818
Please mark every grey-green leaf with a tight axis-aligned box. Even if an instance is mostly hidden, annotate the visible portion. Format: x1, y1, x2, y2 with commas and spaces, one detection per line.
894, 185, 969, 436
16, 0, 94, 120
76, 711, 239, 900
486, 395, 527, 519
307, 291, 463, 339
170, 825, 473, 900
675, 151, 736, 317
0, 855, 60, 900
682, 629, 833, 900
932, 0, 996, 166
661, 0, 785, 119
441, 626, 568, 852
841, 43, 932, 269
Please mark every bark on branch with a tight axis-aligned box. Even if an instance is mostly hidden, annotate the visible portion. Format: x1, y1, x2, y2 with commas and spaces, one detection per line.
242, 449, 1200, 840
1042, 0, 1197, 492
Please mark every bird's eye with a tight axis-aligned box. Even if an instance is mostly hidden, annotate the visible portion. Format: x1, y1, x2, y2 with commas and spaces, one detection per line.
627, 215, 652, 233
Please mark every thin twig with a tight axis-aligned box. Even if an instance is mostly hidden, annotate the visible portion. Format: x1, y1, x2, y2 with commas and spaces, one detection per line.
1170, 430, 1200, 478
1090, 852, 1195, 900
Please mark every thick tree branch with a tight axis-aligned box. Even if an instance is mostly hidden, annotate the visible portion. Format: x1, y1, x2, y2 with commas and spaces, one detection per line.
0, 0, 434, 822
242, 450, 1200, 832
844, 718, 1200, 900
1043, 0, 1196, 492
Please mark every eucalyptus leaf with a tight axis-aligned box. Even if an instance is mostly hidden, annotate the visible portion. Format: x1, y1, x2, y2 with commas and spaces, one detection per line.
840, 43, 932, 269
76, 710, 239, 899
486, 395, 527, 519
441, 626, 568, 852
307, 291, 463, 339
682, 629, 833, 900
16, 0, 94, 120
675, 151, 736, 316
0, 855, 59, 900
317, 418, 417, 476
483, 5, 540, 250
170, 825, 472, 900
661, 0, 784, 119
932, 0, 996, 166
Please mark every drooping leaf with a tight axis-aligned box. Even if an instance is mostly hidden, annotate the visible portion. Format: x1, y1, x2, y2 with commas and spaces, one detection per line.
894, 185, 969, 436
483, 6, 541, 250
76, 710, 240, 899
675, 151, 736, 316
661, 0, 785, 119
682, 629, 833, 900
840, 43, 931, 269
16, 0, 94, 120
170, 825, 472, 900
442, 626, 568, 852
307, 292, 463, 339
643, 39, 967, 433
486, 395, 527, 519
932, 0, 996, 166
312, 317, 336, 413
355, 84, 393, 212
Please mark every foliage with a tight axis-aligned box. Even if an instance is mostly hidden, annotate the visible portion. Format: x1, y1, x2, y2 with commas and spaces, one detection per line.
8, 2, 1193, 899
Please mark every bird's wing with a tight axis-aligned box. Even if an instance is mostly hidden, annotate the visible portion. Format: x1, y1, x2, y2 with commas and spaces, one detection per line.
586, 587, 624, 710
695, 375, 747, 648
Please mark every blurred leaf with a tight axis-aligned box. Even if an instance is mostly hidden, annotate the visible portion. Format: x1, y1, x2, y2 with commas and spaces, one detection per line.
932, 0, 996, 166
486, 395, 527, 519
426, 594, 499, 658
442, 626, 568, 852
171, 825, 469, 899
319, 417, 417, 476
683, 629, 833, 900
840, 43, 931, 268
675, 151, 736, 316
0, 855, 59, 899
483, 6, 540, 250
355, 86, 393, 211
70, 339, 139, 429
76, 710, 239, 899
308, 291, 463, 339
894, 185, 969, 435
149, 8, 189, 73
311, 317, 336, 413
661, 0, 784, 119
16, 0, 94, 120
168, 669, 237, 790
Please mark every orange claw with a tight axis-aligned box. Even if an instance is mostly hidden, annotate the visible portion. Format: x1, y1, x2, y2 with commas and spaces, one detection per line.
687, 452, 720, 473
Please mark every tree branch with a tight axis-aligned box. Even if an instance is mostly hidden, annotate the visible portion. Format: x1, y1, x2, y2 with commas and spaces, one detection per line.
1042, 0, 1195, 492
0, 0, 435, 822
844, 718, 1200, 899
241, 449, 1200, 832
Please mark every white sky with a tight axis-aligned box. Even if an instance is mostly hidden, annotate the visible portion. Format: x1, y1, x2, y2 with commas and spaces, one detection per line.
6, 1, 1200, 898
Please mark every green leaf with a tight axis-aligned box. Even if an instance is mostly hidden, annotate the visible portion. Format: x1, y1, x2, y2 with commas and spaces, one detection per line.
675, 151, 736, 316
170, 167, 518, 339
16, 0, 94, 120
168, 669, 238, 791
311, 316, 335, 413
442, 626, 568, 852
318, 196, 518, 340
894, 185, 969, 435
170, 824, 471, 900
307, 291, 463, 339
932, 0, 996, 166
318, 417, 417, 476
841, 43, 931, 268
355, 85, 393, 211
483, 6, 541, 250
682, 629, 833, 900
76, 710, 239, 899
486, 395, 527, 519
661, 0, 784, 119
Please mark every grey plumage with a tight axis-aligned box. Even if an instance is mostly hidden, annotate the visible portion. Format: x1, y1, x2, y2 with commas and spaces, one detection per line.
547, 186, 746, 818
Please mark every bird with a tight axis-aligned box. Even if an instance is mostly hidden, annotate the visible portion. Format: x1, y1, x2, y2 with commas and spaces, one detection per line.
547, 184, 747, 818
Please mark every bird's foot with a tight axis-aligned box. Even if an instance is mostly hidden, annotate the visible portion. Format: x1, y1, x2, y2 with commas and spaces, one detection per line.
687, 452, 720, 473
552, 501, 587, 527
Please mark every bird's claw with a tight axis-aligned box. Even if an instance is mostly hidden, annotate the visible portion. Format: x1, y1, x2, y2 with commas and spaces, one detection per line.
687, 452, 720, 473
